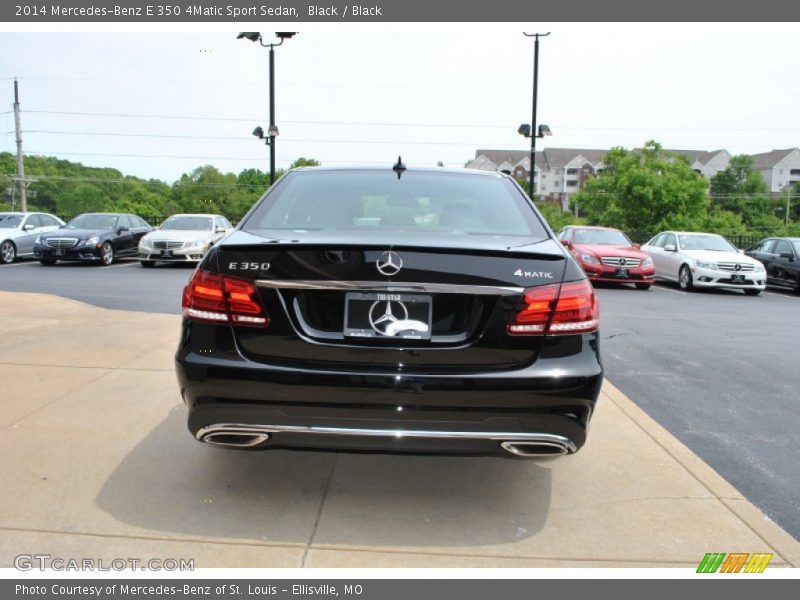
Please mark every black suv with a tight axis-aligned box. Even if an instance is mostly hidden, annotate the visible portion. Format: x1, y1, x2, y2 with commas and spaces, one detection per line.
175, 166, 603, 458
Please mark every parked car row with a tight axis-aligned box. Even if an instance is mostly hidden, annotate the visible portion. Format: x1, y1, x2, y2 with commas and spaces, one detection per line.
0, 212, 233, 267
557, 225, 798, 295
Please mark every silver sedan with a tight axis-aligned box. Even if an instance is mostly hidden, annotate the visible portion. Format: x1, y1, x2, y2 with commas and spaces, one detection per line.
0, 212, 65, 264
138, 214, 233, 267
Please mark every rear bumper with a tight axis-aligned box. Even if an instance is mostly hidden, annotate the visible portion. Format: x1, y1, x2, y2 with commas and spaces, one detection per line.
175, 325, 603, 458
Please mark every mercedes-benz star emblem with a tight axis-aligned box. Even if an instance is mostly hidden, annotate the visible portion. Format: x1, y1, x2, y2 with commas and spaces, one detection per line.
376, 250, 403, 276
735, 263, 742, 271
619, 258, 627, 266
369, 300, 409, 336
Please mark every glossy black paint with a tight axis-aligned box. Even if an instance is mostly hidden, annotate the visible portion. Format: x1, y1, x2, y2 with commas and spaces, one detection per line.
746, 237, 800, 293
175, 167, 603, 457
33, 213, 153, 264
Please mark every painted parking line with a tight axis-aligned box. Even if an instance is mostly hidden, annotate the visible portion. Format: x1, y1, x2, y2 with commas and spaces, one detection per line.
652, 285, 687, 295
100, 262, 140, 269
764, 291, 800, 301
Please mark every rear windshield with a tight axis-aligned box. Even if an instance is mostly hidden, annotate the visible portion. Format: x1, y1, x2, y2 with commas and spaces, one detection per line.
0, 215, 22, 228
243, 170, 547, 238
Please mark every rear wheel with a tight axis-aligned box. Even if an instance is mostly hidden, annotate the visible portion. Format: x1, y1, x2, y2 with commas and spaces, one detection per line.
39, 258, 57, 266
678, 265, 694, 291
140, 260, 155, 268
1, 240, 16, 264
744, 289, 761, 296
635, 283, 651, 290
100, 242, 114, 266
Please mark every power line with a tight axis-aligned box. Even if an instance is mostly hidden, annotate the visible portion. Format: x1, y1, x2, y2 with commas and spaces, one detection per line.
23, 149, 464, 165
22, 129, 515, 146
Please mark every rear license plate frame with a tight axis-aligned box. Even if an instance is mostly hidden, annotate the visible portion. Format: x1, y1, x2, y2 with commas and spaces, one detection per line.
344, 292, 433, 340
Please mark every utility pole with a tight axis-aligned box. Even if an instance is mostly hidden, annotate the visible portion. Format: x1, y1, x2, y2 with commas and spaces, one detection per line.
13, 78, 27, 212
787, 187, 792, 227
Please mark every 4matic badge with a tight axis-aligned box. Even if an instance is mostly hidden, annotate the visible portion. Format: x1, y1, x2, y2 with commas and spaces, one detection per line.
514, 269, 554, 279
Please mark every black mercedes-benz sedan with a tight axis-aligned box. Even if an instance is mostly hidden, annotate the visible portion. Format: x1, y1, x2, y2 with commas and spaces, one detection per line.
745, 237, 800, 293
34, 213, 153, 265
175, 165, 603, 458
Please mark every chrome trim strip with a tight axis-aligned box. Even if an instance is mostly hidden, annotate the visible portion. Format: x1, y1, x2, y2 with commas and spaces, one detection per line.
196, 423, 576, 452
255, 279, 524, 295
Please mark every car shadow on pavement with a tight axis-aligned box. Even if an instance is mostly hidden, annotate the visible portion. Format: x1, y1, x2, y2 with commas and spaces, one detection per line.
96, 408, 552, 547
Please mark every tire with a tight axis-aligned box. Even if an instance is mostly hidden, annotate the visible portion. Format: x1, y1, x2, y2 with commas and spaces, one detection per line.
635, 283, 651, 290
744, 289, 761, 296
100, 242, 114, 266
39, 258, 57, 266
140, 260, 155, 268
678, 264, 694, 291
1, 240, 16, 264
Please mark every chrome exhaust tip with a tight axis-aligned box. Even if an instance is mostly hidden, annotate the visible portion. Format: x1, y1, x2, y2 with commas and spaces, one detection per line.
500, 440, 574, 458
197, 426, 270, 448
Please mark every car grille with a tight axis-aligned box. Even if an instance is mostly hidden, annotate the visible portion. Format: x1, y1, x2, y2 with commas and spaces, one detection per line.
153, 240, 184, 249
601, 256, 642, 267
717, 262, 755, 272
45, 237, 78, 249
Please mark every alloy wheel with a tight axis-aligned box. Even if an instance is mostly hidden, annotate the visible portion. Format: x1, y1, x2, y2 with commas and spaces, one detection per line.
0, 240, 15, 264
101, 242, 114, 265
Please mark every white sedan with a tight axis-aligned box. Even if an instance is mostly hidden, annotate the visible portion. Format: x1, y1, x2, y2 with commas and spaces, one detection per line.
0, 212, 65, 264
138, 214, 233, 267
641, 231, 766, 295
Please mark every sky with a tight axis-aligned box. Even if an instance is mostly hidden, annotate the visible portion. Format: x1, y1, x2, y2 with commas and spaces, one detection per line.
1, 24, 800, 183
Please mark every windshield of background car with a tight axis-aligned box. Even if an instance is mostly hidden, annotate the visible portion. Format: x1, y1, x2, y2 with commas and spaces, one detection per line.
678, 234, 736, 252
160, 216, 213, 231
243, 171, 548, 239
66, 215, 119, 230
573, 229, 632, 246
0, 215, 23, 228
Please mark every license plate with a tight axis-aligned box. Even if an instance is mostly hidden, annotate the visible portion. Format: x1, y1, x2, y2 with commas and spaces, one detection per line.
344, 292, 432, 340
731, 274, 745, 283
616, 268, 629, 278
55, 248, 64, 256
162, 250, 173, 257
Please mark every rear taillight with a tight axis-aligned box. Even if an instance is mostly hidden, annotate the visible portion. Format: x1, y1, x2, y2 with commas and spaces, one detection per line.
182, 269, 269, 327
508, 279, 598, 335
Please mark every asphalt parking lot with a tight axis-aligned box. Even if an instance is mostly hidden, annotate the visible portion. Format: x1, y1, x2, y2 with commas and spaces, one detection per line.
1, 258, 799, 546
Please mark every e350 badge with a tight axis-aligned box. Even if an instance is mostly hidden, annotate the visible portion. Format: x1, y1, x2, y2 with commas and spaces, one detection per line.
228, 262, 271, 272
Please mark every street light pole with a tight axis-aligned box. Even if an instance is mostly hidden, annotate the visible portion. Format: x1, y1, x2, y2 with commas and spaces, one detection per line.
524, 32, 549, 199
238, 32, 296, 185
269, 44, 276, 184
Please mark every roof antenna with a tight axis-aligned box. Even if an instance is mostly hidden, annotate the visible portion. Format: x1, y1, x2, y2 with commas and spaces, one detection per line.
392, 156, 406, 179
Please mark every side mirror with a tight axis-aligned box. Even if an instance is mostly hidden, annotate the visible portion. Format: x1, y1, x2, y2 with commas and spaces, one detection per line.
560, 239, 570, 247
779, 252, 795, 260
117, 226, 130, 234
664, 244, 676, 252
23, 224, 35, 231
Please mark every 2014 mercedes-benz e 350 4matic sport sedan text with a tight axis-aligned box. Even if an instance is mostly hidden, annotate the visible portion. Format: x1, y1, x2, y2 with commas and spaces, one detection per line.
175, 164, 603, 459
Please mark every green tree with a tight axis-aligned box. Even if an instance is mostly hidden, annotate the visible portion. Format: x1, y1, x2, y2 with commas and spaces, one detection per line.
289, 157, 321, 168
709, 155, 775, 227
574, 141, 709, 234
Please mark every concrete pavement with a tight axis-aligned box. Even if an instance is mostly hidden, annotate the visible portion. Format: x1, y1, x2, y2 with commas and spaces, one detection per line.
0, 291, 797, 568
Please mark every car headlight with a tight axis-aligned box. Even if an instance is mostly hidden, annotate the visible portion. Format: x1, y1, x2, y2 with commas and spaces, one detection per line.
642, 257, 654, 268
140, 237, 153, 247
752, 262, 766, 272
695, 260, 717, 270
580, 253, 601, 265
35, 235, 41, 244
85, 236, 99, 246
